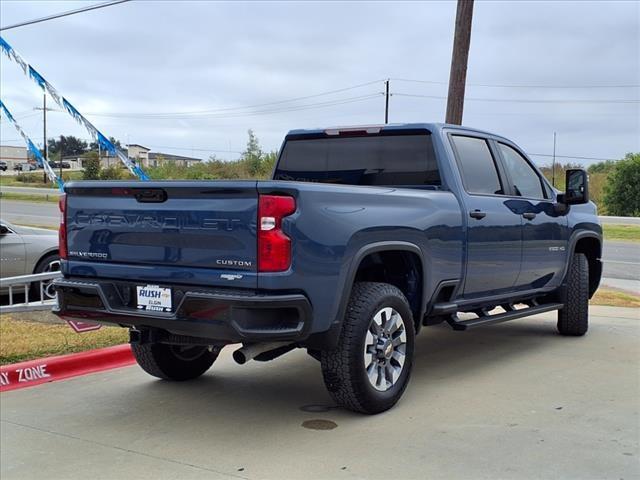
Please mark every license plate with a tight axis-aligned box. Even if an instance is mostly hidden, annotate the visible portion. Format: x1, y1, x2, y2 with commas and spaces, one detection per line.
136, 285, 172, 312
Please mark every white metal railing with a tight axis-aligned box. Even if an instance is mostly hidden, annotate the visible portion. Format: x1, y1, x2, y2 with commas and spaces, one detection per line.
0, 271, 63, 313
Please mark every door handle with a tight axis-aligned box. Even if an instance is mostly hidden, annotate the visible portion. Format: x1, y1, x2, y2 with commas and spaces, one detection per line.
469, 210, 486, 220
522, 212, 537, 220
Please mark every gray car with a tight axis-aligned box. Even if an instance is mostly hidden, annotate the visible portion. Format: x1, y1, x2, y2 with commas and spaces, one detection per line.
0, 220, 59, 297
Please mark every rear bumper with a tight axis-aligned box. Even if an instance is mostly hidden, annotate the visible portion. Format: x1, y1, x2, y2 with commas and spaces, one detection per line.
53, 277, 312, 343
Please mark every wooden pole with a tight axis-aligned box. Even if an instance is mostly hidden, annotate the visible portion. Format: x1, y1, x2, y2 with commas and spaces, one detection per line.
384, 79, 390, 124
445, 0, 474, 125
552, 132, 557, 187
43, 91, 47, 183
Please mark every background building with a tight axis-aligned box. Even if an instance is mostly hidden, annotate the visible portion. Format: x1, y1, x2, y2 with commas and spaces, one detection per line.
0, 145, 29, 169
127, 144, 201, 168
147, 152, 202, 167
61, 147, 202, 171
127, 144, 150, 165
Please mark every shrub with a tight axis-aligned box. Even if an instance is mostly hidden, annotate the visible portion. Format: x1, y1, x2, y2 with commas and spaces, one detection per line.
82, 152, 101, 180
99, 166, 122, 180
603, 153, 640, 216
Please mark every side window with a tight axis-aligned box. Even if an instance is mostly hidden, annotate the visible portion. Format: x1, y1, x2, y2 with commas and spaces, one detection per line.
498, 143, 546, 199
450, 135, 504, 195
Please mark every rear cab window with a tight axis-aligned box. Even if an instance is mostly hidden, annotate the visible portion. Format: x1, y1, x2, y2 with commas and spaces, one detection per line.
274, 132, 441, 188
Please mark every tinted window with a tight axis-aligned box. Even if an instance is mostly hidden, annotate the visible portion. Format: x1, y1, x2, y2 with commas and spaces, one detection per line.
274, 134, 440, 187
498, 143, 546, 199
451, 135, 503, 195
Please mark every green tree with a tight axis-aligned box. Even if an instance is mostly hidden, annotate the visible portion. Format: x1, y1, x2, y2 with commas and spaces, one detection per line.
603, 153, 640, 216
48, 135, 88, 157
242, 129, 263, 175
82, 151, 101, 180
539, 161, 584, 191
89, 136, 122, 152
588, 159, 617, 175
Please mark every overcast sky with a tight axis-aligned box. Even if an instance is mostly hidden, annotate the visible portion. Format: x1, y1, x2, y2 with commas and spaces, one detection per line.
1, 0, 638, 165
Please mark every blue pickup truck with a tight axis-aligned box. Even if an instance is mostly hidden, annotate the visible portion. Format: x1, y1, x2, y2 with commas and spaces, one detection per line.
54, 123, 602, 414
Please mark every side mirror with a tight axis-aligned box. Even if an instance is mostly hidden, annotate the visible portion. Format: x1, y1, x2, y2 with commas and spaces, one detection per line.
0, 225, 10, 235
559, 168, 589, 205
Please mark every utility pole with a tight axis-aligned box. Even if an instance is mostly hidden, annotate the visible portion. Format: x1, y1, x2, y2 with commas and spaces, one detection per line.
384, 79, 390, 124
552, 132, 557, 187
59, 135, 63, 180
445, 0, 474, 125
33, 91, 55, 183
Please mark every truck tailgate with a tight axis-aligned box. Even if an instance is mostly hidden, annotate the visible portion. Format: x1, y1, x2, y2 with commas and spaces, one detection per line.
64, 181, 258, 288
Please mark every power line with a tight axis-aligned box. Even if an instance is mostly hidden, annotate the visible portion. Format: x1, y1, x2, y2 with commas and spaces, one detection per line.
392, 92, 639, 104
84, 80, 385, 118
0, 134, 624, 163
0, 0, 131, 31
145, 144, 243, 154
86, 93, 383, 120
392, 77, 640, 89
527, 153, 620, 162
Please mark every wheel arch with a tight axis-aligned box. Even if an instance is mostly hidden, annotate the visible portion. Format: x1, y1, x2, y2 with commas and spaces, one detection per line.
565, 232, 602, 298
32, 248, 60, 274
338, 242, 426, 333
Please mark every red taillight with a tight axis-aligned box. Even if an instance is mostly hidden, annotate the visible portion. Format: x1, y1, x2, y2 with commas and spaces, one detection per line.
258, 194, 296, 272
58, 194, 67, 260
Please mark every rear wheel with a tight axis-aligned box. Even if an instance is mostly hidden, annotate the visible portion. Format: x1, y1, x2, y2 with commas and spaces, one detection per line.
131, 343, 217, 381
321, 282, 415, 414
557, 252, 589, 336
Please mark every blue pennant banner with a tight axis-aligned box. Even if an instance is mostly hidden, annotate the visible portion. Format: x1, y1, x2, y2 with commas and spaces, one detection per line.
0, 36, 149, 181
0, 99, 64, 191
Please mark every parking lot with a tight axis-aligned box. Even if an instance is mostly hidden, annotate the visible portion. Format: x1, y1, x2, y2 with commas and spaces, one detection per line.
1, 305, 638, 480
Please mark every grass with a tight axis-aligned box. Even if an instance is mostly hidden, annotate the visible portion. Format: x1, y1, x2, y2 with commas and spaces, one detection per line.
0, 314, 128, 365
0, 192, 60, 203
590, 288, 640, 308
0, 177, 50, 188
603, 224, 640, 243
0, 171, 84, 188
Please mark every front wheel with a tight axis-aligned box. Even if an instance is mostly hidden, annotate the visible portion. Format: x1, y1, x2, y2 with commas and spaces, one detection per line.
131, 343, 218, 381
321, 282, 415, 414
557, 252, 589, 336
33, 252, 61, 299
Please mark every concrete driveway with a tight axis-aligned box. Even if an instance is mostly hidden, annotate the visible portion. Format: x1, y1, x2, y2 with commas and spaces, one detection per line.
1, 306, 638, 480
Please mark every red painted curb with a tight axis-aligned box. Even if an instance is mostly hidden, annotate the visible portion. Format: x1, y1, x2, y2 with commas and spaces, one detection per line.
0, 344, 135, 392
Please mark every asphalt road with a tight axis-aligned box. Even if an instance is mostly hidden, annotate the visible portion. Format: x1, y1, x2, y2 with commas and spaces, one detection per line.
1, 200, 59, 227
1, 306, 638, 480
603, 241, 640, 282
0, 186, 62, 196
1, 199, 638, 289
601, 216, 640, 225
1, 196, 638, 223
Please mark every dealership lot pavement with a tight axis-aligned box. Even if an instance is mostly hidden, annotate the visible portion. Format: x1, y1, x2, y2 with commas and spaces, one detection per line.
1, 306, 638, 480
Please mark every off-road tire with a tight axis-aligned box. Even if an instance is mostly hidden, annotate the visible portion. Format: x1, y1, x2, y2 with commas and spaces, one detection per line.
131, 343, 217, 381
557, 252, 589, 336
321, 282, 415, 414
